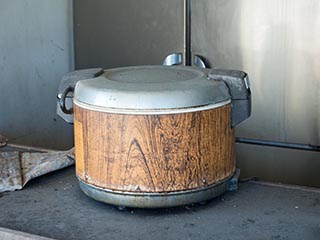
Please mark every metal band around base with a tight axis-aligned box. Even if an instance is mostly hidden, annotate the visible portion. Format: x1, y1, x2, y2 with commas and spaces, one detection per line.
78, 174, 234, 208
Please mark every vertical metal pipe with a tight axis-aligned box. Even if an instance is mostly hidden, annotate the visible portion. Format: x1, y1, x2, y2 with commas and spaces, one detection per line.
184, 0, 191, 66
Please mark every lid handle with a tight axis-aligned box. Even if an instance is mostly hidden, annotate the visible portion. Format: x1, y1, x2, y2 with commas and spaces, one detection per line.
56, 68, 104, 124
162, 53, 183, 66
208, 69, 251, 128
193, 55, 207, 68
57, 86, 74, 115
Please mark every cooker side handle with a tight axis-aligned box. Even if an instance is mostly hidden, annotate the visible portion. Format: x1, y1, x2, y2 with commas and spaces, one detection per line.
56, 68, 104, 124
208, 70, 251, 128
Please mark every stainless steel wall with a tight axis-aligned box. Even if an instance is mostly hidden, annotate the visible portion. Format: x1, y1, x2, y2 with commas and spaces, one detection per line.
0, 1, 74, 150
74, 0, 185, 69
191, 0, 320, 187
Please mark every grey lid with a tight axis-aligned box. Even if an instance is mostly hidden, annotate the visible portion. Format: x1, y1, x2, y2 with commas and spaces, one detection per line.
74, 66, 231, 114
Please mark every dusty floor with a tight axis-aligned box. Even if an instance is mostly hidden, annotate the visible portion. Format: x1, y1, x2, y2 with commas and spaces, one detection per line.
0, 166, 319, 240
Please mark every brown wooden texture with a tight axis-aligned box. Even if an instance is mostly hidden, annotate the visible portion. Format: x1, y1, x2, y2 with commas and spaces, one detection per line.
74, 104, 235, 193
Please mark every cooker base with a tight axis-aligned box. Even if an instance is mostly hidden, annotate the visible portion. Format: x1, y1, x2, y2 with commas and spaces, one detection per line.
78, 171, 239, 208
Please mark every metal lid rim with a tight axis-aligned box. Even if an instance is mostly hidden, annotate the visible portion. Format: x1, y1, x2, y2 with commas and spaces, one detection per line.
73, 99, 231, 115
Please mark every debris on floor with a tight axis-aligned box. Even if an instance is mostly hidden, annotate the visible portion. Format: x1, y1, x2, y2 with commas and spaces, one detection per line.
0, 134, 75, 193
0, 227, 53, 240
0, 134, 8, 147
1, 167, 319, 240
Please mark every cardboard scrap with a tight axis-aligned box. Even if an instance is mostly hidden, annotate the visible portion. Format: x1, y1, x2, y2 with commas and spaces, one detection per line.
0, 152, 23, 192
0, 148, 75, 193
21, 149, 74, 187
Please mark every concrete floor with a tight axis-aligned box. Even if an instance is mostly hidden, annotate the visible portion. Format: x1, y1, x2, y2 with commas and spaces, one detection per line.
0, 167, 319, 240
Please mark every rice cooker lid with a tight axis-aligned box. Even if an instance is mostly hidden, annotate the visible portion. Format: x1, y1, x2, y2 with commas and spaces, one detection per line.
74, 66, 231, 114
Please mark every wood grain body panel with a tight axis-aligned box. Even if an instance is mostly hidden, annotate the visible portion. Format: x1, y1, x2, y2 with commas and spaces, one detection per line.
74, 119, 84, 177
74, 104, 235, 193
